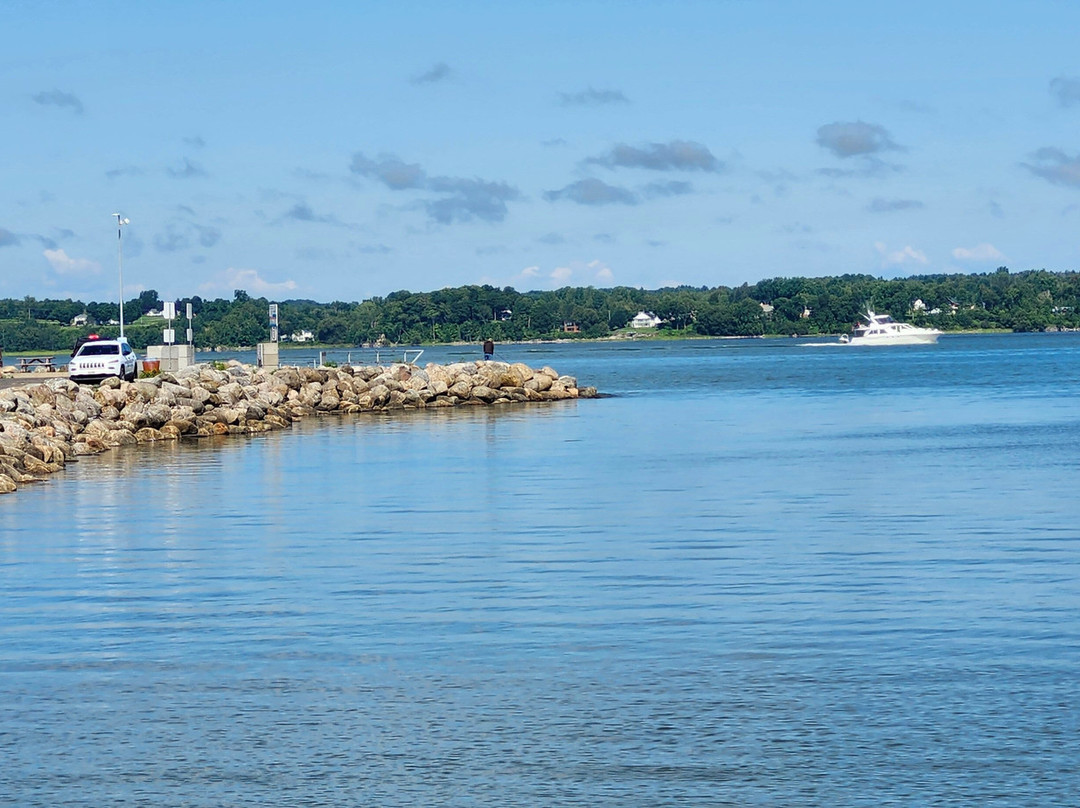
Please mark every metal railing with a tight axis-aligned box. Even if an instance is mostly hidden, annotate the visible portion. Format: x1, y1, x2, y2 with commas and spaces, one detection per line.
317, 348, 424, 367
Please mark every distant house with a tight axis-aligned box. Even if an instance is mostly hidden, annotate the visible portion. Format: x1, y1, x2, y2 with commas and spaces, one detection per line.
70, 312, 91, 327
144, 308, 165, 319
498, 308, 512, 321
759, 302, 775, 315
912, 299, 927, 311
290, 330, 314, 343
801, 306, 812, 319
562, 322, 581, 333
630, 311, 662, 329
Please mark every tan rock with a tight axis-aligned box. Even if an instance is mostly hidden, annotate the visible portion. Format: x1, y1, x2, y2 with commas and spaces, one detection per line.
135, 427, 165, 442
471, 385, 499, 403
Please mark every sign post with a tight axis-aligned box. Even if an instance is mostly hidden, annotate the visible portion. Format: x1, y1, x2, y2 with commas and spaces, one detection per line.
258, 303, 280, 369
163, 301, 176, 345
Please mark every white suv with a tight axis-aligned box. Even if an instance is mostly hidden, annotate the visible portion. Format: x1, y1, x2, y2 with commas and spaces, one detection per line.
69, 337, 138, 384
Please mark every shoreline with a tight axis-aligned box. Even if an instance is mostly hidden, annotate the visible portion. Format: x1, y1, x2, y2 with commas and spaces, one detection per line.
0, 359, 598, 495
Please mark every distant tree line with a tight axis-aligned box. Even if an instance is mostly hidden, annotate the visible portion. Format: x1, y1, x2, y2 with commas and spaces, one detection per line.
3, 267, 1080, 352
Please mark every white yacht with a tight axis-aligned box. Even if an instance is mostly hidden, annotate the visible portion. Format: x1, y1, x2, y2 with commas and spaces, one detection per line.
839, 310, 941, 346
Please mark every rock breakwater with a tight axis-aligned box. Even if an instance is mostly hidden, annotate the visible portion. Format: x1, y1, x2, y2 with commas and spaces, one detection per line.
0, 360, 598, 494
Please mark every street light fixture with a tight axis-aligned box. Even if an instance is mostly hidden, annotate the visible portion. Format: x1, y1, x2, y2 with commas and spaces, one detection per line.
112, 213, 130, 339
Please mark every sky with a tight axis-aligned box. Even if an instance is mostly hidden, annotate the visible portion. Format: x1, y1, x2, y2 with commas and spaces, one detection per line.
3, 0, 1080, 304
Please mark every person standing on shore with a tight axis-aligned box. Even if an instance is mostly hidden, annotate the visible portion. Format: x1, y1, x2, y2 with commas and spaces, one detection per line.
483, 338, 494, 361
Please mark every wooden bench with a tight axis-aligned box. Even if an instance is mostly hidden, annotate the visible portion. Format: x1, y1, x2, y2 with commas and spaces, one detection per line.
18, 357, 54, 372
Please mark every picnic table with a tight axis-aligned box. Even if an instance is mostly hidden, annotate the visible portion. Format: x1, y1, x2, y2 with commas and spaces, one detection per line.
19, 357, 55, 372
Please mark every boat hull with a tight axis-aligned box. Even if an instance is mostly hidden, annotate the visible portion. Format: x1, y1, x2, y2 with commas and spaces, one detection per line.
847, 332, 940, 346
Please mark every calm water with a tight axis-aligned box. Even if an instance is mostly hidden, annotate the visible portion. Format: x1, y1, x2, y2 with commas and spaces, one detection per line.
2, 334, 1079, 806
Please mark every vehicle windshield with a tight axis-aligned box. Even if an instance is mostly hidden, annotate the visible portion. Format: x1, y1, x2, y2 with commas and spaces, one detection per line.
78, 344, 121, 356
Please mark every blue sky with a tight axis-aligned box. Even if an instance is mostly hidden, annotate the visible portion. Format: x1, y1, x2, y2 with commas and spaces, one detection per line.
3, 0, 1080, 303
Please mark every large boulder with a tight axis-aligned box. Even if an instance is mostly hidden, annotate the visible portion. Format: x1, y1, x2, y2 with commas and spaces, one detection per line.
470, 385, 499, 403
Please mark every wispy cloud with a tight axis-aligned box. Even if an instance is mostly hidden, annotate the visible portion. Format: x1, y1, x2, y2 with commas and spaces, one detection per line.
559, 87, 630, 107
282, 202, 342, 225
167, 158, 208, 179
411, 62, 452, 85
356, 243, 393, 254
894, 99, 936, 115
816, 121, 902, 158
183, 135, 206, 148
515, 259, 613, 288
1023, 147, 1080, 188
43, 248, 101, 276
867, 197, 924, 213
952, 243, 1004, 262
587, 140, 722, 172
0, 228, 20, 247
153, 220, 221, 253
1050, 76, 1080, 107
544, 178, 637, 206
425, 177, 520, 224
105, 166, 144, 180
350, 151, 520, 223
874, 241, 927, 267
643, 180, 694, 198
817, 157, 901, 179
33, 89, 84, 115
200, 267, 297, 296
350, 153, 426, 190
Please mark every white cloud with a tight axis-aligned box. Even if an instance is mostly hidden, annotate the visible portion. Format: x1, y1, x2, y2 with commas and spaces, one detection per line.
550, 266, 573, 282
875, 241, 928, 266
952, 243, 1005, 262
43, 248, 101, 276
200, 267, 298, 296
519, 265, 540, 278
588, 259, 614, 283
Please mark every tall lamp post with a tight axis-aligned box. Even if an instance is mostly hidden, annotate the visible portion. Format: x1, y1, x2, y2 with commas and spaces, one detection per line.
113, 213, 130, 339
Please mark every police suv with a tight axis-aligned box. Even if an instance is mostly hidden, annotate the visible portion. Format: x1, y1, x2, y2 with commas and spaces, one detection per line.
69, 336, 138, 384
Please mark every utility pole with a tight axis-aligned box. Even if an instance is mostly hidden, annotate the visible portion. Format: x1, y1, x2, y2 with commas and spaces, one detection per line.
112, 214, 130, 339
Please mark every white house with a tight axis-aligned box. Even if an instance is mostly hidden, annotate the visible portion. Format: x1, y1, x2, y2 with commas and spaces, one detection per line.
70, 312, 90, 326
912, 299, 927, 311
630, 311, 662, 329
289, 330, 314, 343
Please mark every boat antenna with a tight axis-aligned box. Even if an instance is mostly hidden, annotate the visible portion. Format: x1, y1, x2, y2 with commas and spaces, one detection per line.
113, 213, 130, 339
